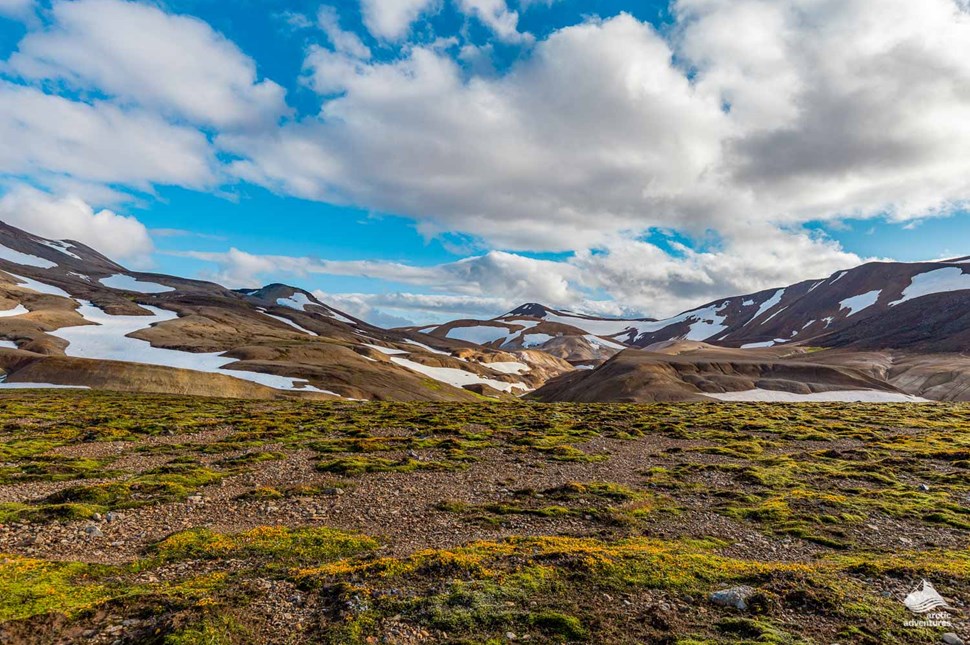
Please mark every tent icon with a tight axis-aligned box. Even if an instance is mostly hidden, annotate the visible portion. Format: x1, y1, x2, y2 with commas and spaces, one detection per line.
904, 580, 954, 614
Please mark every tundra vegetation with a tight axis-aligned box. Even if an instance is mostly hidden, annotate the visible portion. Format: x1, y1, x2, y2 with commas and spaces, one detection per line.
0, 391, 967, 643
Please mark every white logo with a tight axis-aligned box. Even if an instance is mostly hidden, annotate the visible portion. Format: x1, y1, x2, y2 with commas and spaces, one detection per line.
904, 580, 953, 614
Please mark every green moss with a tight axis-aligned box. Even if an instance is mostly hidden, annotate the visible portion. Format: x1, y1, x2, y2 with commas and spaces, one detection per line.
153, 526, 379, 567
163, 613, 251, 645
317, 456, 463, 475
529, 611, 588, 641
0, 556, 114, 622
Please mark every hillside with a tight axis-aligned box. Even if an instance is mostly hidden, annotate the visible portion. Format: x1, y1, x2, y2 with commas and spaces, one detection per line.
0, 221, 572, 400
405, 303, 650, 366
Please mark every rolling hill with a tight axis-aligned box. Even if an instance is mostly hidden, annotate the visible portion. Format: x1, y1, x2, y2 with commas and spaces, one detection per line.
0, 221, 572, 400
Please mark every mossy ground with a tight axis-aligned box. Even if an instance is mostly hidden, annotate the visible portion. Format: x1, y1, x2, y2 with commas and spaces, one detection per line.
0, 391, 967, 643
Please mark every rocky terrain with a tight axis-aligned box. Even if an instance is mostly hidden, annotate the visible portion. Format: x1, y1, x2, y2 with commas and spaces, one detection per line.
0, 391, 967, 643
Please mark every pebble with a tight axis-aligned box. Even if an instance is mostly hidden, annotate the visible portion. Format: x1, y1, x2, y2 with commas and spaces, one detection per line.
710, 586, 755, 611
84, 525, 104, 538
942, 634, 965, 645
106, 511, 120, 523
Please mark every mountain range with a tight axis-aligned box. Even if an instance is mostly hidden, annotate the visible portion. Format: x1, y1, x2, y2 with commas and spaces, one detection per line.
0, 220, 967, 402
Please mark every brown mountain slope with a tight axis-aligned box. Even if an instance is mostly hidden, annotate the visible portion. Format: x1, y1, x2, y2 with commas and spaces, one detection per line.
529, 345, 941, 403
0, 221, 572, 400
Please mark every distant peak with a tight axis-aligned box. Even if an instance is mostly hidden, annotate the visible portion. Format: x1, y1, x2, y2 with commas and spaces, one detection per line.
506, 303, 552, 318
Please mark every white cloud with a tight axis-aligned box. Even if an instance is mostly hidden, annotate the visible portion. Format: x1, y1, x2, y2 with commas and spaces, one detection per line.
173, 246, 582, 303
0, 0, 33, 19
222, 2, 970, 257
318, 291, 510, 326
676, 0, 970, 224
0, 186, 154, 266
573, 227, 865, 316
6, 0, 287, 129
454, 0, 529, 42
359, 0, 438, 40
174, 223, 863, 321
0, 81, 216, 189
223, 14, 727, 250
317, 6, 371, 59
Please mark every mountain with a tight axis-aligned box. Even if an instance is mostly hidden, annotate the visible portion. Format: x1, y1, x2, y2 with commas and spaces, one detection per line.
3, 217, 967, 403
0, 221, 572, 400
526, 260, 970, 403
430, 259, 970, 357
604, 259, 970, 351
402, 303, 651, 366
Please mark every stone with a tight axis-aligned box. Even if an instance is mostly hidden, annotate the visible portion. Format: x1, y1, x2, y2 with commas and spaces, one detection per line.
91, 513, 103, 522
710, 586, 756, 611
919, 484, 931, 492
106, 511, 119, 523
942, 634, 965, 645
84, 525, 103, 538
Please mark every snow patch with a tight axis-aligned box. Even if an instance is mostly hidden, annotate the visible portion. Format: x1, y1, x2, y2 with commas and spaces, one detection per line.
839, 289, 881, 316
891, 268, 970, 305
277, 293, 314, 311
0, 340, 18, 349
389, 357, 526, 393
583, 335, 626, 350
262, 312, 319, 336
6, 273, 72, 298
403, 339, 451, 355
484, 361, 531, 375
445, 325, 512, 345
751, 289, 785, 321
0, 382, 90, 390
740, 341, 776, 349
706, 389, 929, 403
0, 244, 57, 269
364, 343, 408, 355
521, 333, 555, 348
38, 240, 82, 260
0, 304, 28, 318
99, 274, 175, 294
49, 301, 329, 392
542, 313, 639, 337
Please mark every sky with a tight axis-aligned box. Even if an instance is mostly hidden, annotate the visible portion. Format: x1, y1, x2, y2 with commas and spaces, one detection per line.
0, 0, 968, 326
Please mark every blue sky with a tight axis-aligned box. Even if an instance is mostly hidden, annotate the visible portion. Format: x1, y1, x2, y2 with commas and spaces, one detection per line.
0, 0, 968, 325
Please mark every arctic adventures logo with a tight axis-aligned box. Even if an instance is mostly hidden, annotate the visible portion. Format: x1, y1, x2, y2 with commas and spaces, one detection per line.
903, 580, 955, 629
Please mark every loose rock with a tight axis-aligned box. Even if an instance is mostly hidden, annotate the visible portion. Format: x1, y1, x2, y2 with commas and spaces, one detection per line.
710, 586, 755, 611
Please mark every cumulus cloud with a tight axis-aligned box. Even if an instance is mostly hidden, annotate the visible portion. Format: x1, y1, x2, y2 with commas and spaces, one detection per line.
175, 224, 863, 321
0, 186, 154, 265
6, 0, 287, 129
3, 0, 965, 321
223, 14, 727, 250
223, 2, 970, 253
318, 292, 513, 326
0, 0, 33, 19
0, 81, 216, 189
317, 6, 371, 59
169, 246, 581, 302
359, 0, 437, 40
573, 227, 866, 316
454, 0, 529, 42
